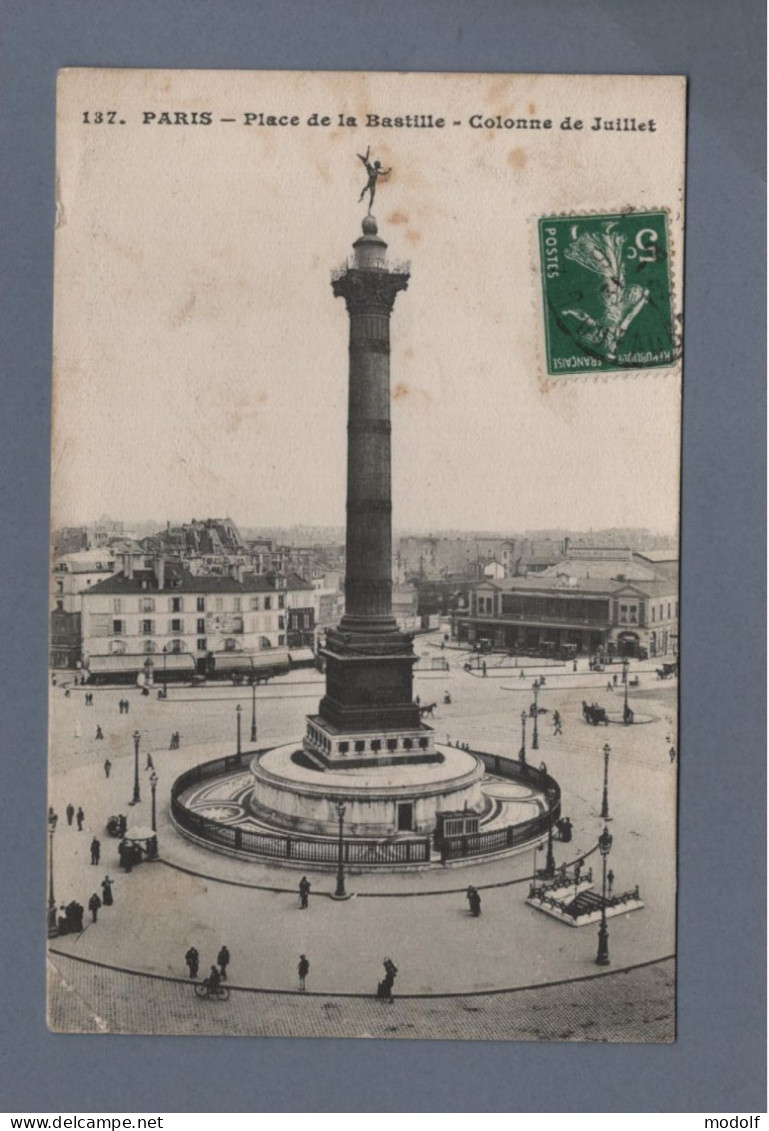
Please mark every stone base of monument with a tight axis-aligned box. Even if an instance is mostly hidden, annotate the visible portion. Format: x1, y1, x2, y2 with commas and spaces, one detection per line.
249, 741, 485, 838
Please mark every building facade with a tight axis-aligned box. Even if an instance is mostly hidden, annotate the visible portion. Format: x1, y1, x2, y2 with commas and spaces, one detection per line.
80, 559, 313, 680
454, 573, 678, 658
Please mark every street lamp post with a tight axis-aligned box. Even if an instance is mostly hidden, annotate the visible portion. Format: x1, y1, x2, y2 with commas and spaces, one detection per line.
596, 825, 613, 965
333, 800, 347, 899
622, 657, 631, 724
250, 680, 258, 744
131, 730, 141, 805
544, 785, 557, 877
236, 703, 242, 756
600, 741, 611, 821
519, 710, 527, 767
532, 681, 539, 750
162, 645, 170, 698
47, 810, 58, 936
149, 769, 159, 832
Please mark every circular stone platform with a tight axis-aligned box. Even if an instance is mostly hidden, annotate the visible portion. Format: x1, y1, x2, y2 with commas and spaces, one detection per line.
249, 742, 486, 837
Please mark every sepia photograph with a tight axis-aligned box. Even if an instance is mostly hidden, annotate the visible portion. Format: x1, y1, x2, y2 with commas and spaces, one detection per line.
47, 67, 684, 1042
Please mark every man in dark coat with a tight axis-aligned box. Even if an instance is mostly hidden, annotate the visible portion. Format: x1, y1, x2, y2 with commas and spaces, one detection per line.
76, 806, 85, 831
90, 837, 101, 865
88, 892, 102, 923
185, 946, 200, 979
66, 803, 75, 826
299, 876, 311, 909
298, 954, 310, 991
101, 875, 114, 905
103, 758, 112, 778
217, 945, 231, 980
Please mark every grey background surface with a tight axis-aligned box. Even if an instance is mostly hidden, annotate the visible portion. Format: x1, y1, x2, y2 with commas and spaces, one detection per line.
1, 0, 765, 1114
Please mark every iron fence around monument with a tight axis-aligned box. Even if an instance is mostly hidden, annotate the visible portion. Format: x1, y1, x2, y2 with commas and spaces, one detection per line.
170, 751, 432, 867
170, 747, 556, 869
437, 749, 561, 863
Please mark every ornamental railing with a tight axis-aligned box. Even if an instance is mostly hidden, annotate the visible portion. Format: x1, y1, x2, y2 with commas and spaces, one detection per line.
437, 750, 561, 862
331, 258, 411, 280
171, 747, 561, 870
170, 751, 431, 868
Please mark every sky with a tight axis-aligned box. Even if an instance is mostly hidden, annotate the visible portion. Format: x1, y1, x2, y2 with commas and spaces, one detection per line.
51, 70, 684, 536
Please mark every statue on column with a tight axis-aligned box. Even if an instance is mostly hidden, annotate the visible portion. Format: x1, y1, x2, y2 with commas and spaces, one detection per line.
357, 147, 391, 213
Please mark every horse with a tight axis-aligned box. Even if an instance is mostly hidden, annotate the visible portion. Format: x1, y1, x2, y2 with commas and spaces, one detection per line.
419, 702, 437, 718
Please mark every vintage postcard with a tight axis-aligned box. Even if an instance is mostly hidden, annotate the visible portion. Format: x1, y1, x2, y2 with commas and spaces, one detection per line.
48, 68, 684, 1041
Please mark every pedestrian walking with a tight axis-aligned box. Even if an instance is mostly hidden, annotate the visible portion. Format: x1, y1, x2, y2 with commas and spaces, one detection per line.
482, 661, 487, 677
146, 752, 154, 771
217, 945, 231, 980
101, 875, 114, 906
572, 659, 578, 672
519, 668, 525, 680
613, 673, 618, 687
553, 710, 563, 736
299, 875, 311, 909
669, 745, 677, 763
103, 758, 112, 778
76, 806, 84, 831
466, 885, 482, 916
378, 957, 398, 1004
124, 699, 130, 714
95, 725, 104, 740
298, 954, 310, 992
607, 869, 615, 896
606, 680, 613, 692
88, 892, 102, 923
185, 946, 200, 979
90, 837, 101, 865
66, 803, 75, 827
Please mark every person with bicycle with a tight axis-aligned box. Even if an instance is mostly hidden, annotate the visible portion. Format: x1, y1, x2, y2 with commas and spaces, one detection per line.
205, 964, 221, 992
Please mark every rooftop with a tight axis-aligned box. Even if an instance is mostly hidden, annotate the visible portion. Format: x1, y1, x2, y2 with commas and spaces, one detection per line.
84, 567, 313, 596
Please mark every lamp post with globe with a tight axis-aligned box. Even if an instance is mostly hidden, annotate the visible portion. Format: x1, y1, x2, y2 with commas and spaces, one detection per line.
544, 784, 557, 877
250, 679, 258, 744
47, 810, 58, 936
596, 825, 614, 965
532, 681, 540, 750
331, 800, 350, 900
600, 741, 612, 821
131, 730, 141, 805
149, 770, 159, 832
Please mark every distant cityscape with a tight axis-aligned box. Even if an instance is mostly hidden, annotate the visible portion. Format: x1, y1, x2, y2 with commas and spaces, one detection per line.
50, 515, 678, 678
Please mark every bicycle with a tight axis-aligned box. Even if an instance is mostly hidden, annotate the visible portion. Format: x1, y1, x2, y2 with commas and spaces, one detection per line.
194, 980, 230, 1002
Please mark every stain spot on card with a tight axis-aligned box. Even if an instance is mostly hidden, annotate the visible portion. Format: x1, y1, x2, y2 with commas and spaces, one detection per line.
171, 291, 197, 329
392, 381, 431, 409
508, 148, 527, 170
388, 210, 408, 225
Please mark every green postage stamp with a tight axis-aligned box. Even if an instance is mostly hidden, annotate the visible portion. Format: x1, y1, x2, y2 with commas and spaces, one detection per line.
538, 210, 676, 375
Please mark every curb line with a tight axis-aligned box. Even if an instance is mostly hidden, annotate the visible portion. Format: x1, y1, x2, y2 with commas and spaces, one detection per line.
47, 948, 675, 1001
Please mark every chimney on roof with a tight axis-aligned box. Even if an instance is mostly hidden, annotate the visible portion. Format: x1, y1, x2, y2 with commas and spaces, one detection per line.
124, 552, 134, 580
154, 553, 165, 590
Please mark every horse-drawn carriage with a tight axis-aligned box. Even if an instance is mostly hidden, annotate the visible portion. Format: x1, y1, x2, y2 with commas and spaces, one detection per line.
582, 700, 610, 726
656, 661, 678, 680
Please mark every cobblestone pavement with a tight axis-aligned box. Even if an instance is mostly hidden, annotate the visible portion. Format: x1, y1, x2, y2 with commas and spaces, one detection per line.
48, 649, 677, 1034
48, 952, 675, 1042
